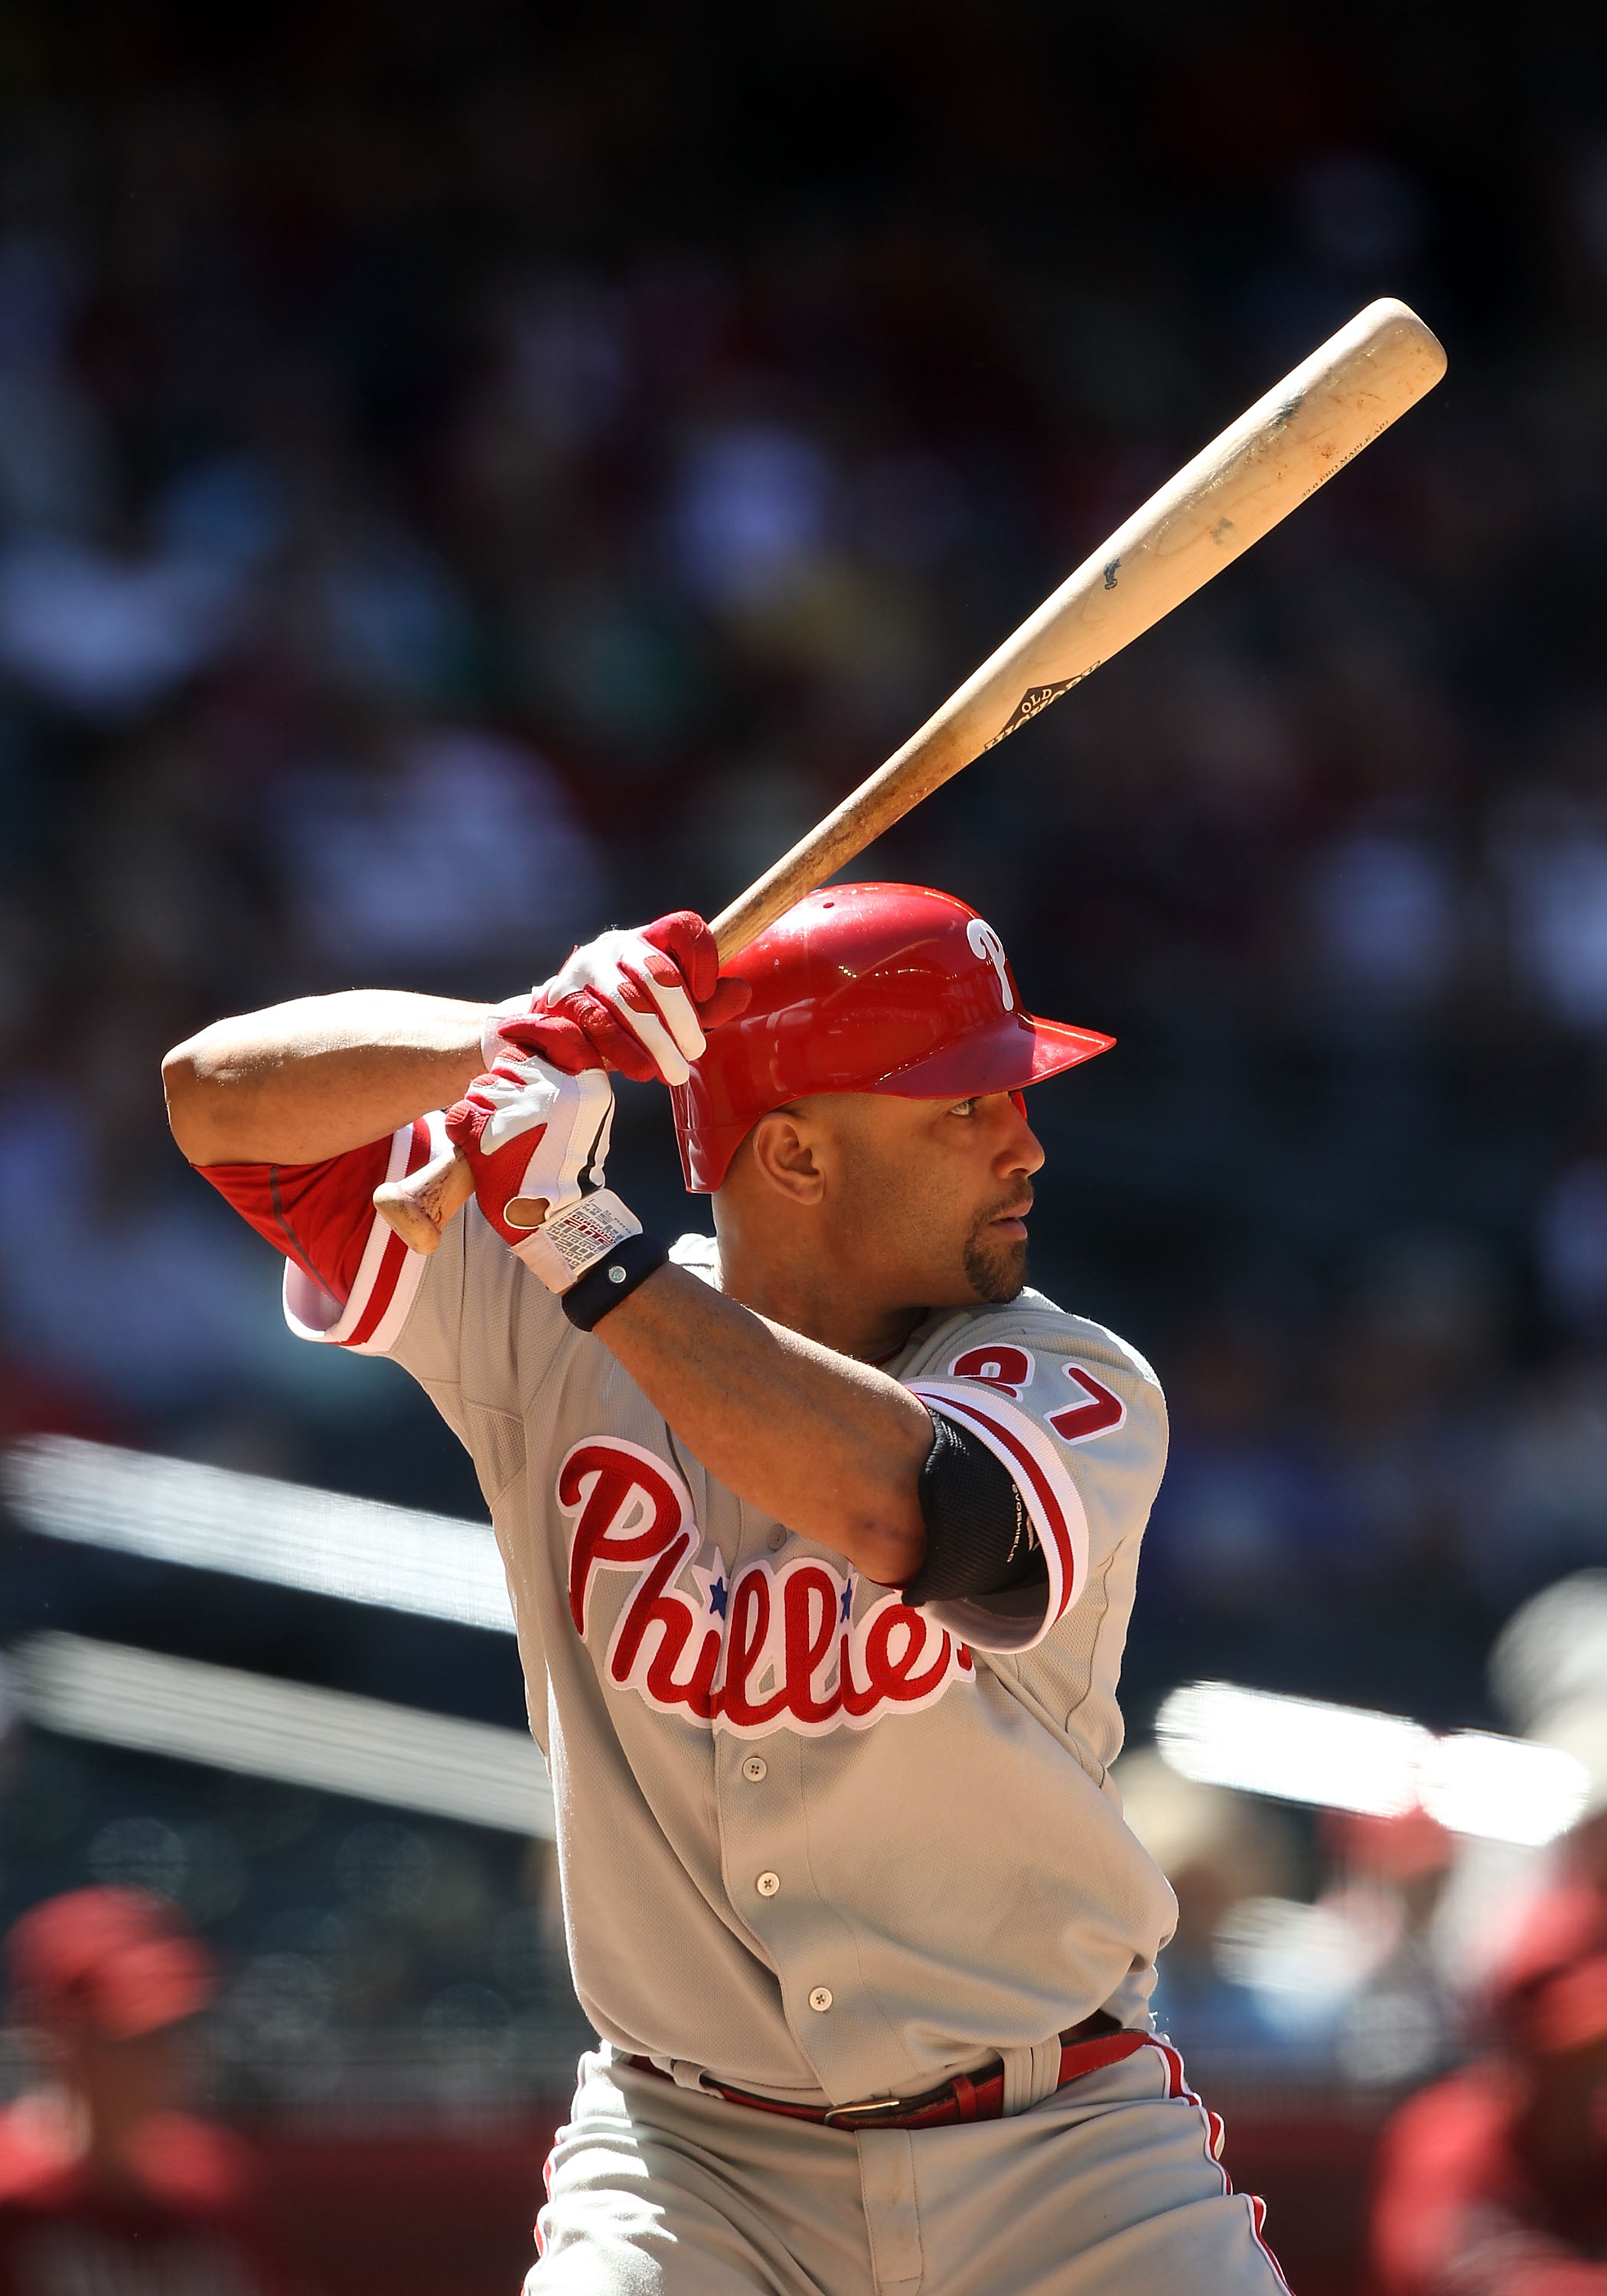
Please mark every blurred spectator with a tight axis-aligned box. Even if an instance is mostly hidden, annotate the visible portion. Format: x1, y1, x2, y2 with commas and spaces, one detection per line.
0, 1086, 355, 1425
1494, 789, 1607, 1035
1305, 820, 1464, 1014
1320, 1232, 1508, 1593
1143, 1310, 1347, 1622
1214, 1890, 1393, 2056
1483, 1370, 1607, 1596
1491, 1572, 1607, 1756
1113, 1750, 1296, 2058
1371, 1883, 1607, 2296
265, 726, 606, 988
670, 420, 836, 608
0, 234, 108, 540
1491, 1583, 1607, 1910
1124, 1760, 1467, 2081
0, 537, 245, 721
1537, 1160, 1607, 1339
1321, 1807, 1462, 2087
305, 533, 476, 709
1540, 1706, 1607, 1898
0, 1887, 291, 2292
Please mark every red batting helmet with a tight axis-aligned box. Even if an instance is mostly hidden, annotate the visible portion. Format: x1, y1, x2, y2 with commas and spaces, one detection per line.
671, 883, 1113, 1192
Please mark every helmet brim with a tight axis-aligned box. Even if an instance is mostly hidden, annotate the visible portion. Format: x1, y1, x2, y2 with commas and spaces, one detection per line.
865, 1009, 1115, 1097
676, 1009, 1113, 1192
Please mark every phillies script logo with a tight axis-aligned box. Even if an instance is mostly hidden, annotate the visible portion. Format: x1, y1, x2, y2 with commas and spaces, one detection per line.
558, 1437, 973, 1738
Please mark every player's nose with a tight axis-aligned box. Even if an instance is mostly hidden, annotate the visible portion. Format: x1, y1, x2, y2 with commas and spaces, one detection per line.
993, 1094, 1045, 1178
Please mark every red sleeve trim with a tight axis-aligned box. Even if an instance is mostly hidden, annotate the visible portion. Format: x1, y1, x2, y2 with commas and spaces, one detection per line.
200, 1138, 390, 1301
282, 1115, 443, 1352
200, 1117, 442, 1355
906, 1381, 1090, 1651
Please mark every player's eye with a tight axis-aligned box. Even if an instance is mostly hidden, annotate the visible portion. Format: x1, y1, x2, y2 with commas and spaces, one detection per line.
949, 1097, 978, 1117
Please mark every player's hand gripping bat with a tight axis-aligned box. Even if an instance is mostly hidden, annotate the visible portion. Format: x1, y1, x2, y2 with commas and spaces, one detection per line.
375, 296, 1446, 1254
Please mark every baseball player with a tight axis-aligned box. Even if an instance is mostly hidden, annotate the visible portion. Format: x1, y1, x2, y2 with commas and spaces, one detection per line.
0, 1888, 288, 2293
163, 882, 1286, 2294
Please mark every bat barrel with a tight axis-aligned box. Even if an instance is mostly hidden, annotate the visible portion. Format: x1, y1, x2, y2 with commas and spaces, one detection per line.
380, 298, 1446, 1247
716, 299, 1443, 957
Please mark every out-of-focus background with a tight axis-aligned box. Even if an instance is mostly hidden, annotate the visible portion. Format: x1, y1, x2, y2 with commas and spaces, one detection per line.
1, 2, 1606, 2288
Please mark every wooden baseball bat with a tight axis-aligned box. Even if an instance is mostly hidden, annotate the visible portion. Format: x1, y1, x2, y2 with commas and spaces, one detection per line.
375, 295, 1445, 1254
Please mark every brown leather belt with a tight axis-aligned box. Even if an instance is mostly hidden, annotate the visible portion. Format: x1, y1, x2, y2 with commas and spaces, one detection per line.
624, 2009, 1146, 2131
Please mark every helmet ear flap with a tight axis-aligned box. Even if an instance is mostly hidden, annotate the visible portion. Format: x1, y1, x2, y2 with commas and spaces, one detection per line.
1009, 1090, 1028, 1118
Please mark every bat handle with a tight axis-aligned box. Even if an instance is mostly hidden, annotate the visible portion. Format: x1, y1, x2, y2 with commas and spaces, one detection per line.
373, 1144, 475, 1254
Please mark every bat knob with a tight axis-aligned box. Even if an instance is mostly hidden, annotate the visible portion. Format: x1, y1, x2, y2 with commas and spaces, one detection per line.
373, 1144, 476, 1254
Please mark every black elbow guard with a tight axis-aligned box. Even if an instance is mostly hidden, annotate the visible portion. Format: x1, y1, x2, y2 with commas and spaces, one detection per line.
901, 1412, 1047, 1608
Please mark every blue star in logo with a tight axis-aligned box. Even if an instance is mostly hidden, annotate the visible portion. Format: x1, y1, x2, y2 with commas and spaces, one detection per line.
708, 1576, 727, 1619
840, 1578, 853, 1623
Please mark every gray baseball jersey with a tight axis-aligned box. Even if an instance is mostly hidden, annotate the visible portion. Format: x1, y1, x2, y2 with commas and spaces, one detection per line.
210, 1109, 1178, 2109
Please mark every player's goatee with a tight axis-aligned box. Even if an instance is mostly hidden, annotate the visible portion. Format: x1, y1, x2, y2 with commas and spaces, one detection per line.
963, 1218, 1028, 1304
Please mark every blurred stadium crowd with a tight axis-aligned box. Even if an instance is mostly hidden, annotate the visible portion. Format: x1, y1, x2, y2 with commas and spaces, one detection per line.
0, 2, 1602, 2272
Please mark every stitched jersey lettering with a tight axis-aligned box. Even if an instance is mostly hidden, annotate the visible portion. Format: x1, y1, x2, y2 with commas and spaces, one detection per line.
558, 1438, 973, 1740
948, 1342, 1034, 1396
948, 1343, 1126, 1447
610, 1530, 724, 1720
559, 1438, 692, 1636
781, 1562, 841, 1725
1046, 1364, 1126, 1443
722, 1569, 790, 1730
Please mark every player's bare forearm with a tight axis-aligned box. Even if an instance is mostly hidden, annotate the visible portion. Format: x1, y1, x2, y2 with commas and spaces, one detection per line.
162, 992, 490, 1167
596, 1266, 931, 1587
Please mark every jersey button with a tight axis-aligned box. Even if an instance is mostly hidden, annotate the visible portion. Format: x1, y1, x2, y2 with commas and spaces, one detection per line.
756, 1870, 781, 1897
807, 1987, 833, 2014
742, 1756, 768, 1783
768, 1526, 787, 1552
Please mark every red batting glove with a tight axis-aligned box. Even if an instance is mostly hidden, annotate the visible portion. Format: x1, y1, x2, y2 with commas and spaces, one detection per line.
491, 913, 751, 1088
445, 1049, 640, 1291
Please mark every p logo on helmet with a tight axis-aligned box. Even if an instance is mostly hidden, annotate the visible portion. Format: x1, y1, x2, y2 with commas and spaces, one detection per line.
671, 883, 1114, 1193
965, 918, 1015, 1011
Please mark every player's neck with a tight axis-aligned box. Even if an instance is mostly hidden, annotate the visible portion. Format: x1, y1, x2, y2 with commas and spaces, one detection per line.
744, 1277, 924, 1365
715, 1226, 925, 1364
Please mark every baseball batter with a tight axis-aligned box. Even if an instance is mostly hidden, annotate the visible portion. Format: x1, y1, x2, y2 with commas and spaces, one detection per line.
163, 884, 1286, 2295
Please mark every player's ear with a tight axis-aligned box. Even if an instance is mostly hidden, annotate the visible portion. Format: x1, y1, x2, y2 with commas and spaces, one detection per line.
748, 1109, 826, 1207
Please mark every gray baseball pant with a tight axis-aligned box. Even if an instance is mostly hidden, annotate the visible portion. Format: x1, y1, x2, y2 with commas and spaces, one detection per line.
526, 2038, 1289, 2295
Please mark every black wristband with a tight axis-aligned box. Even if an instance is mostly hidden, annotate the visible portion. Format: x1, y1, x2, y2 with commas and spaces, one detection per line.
902, 1411, 1047, 1607
561, 1231, 670, 1332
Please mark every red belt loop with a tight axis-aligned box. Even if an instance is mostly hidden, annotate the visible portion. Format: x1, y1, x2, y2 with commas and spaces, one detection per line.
951, 2073, 978, 2122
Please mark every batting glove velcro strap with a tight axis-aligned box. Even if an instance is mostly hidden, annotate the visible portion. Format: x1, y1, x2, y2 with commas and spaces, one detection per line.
561, 1230, 670, 1332
510, 1187, 644, 1293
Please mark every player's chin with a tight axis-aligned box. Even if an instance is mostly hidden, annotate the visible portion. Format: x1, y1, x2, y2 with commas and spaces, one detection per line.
960, 1226, 1029, 1306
